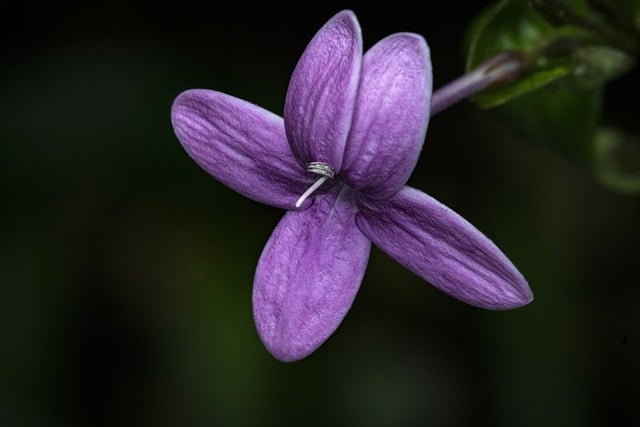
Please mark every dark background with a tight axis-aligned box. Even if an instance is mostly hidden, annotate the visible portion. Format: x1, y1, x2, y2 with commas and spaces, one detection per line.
2, 1, 639, 426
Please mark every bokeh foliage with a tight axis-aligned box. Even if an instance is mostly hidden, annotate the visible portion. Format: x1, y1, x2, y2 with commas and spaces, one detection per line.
465, 0, 640, 192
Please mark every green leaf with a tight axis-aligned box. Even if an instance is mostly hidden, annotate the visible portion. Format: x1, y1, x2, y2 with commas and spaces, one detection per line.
465, 0, 592, 107
474, 66, 569, 108
466, 1, 591, 65
491, 83, 640, 194
464, 0, 636, 107
594, 127, 640, 193
463, 0, 639, 193
584, 0, 640, 37
571, 45, 635, 89
493, 83, 601, 168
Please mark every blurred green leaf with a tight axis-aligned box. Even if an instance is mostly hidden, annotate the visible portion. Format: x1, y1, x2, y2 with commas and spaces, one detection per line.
492, 81, 640, 195
493, 83, 601, 167
581, 0, 640, 36
464, 0, 639, 193
571, 45, 635, 88
474, 66, 569, 108
465, 0, 592, 108
594, 127, 640, 193
465, 0, 635, 108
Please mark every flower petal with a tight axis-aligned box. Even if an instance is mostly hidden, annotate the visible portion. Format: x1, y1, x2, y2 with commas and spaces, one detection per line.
343, 33, 432, 199
284, 10, 362, 172
171, 89, 311, 210
253, 186, 371, 362
356, 187, 533, 309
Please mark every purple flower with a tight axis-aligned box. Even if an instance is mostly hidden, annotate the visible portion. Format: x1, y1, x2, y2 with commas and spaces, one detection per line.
171, 10, 533, 362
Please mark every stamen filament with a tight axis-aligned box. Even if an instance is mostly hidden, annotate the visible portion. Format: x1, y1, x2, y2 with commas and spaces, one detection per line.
295, 176, 330, 208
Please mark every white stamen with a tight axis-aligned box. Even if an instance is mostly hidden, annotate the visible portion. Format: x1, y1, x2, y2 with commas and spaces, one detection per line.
295, 176, 330, 208
306, 162, 335, 178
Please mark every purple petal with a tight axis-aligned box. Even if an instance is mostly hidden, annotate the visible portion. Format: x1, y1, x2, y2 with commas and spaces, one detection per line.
343, 33, 432, 199
284, 10, 362, 172
356, 187, 533, 309
253, 185, 371, 362
171, 89, 313, 210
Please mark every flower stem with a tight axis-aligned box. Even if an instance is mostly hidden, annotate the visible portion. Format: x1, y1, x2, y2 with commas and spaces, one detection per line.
430, 52, 527, 116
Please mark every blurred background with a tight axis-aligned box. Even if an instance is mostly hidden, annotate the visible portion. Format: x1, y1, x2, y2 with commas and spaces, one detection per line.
1, 1, 639, 426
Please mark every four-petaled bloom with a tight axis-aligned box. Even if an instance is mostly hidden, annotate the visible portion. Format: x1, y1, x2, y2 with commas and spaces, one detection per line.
171, 10, 533, 362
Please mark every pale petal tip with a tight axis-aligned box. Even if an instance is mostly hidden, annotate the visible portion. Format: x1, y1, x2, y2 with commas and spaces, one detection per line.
265, 342, 315, 363
484, 277, 534, 311
439, 275, 534, 311
254, 316, 326, 363
169, 88, 211, 144
170, 88, 205, 113
319, 9, 360, 40
333, 9, 358, 24
510, 281, 535, 308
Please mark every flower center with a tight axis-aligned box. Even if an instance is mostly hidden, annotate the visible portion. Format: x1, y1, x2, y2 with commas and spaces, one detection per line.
295, 162, 335, 208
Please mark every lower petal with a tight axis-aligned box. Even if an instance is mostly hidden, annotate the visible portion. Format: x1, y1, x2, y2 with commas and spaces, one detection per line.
356, 187, 532, 310
253, 186, 371, 362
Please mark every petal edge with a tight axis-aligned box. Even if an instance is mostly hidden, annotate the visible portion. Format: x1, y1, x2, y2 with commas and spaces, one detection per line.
356, 187, 533, 310
284, 10, 363, 172
253, 186, 371, 361
343, 33, 432, 199
171, 89, 311, 209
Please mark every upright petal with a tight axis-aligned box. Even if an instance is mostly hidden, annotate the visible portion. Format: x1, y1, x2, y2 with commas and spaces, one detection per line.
171, 89, 311, 209
284, 10, 362, 172
253, 186, 371, 362
356, 187, 532, 310
343, 33, 432, 199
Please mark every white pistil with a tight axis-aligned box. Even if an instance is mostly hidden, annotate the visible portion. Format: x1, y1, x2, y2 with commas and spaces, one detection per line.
295, 161, 335, 208
295, 176, 330, 208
